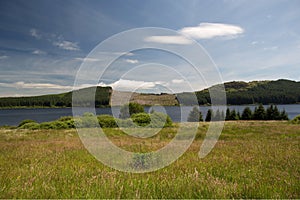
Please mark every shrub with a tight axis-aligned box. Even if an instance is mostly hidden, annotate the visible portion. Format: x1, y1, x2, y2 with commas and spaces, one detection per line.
39, 121, 69, 129
291, 115, 300, 124
97, 115, 118, 128
19, 122, 40, 130
18, 119, 36, 127
116, 118, 135, 128
74, 113, 99, 128
57, 116, 73, 121
150, 112, 173, 127
119, 102, 145, 119
131, 113, 151, 127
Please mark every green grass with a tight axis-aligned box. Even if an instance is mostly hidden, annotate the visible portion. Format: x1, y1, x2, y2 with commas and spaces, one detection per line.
0, 121, 299, 198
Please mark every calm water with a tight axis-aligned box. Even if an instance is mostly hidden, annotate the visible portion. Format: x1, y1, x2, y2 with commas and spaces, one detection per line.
0, 104, 299, 126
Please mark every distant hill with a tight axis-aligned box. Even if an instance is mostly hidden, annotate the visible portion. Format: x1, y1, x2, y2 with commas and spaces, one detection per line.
0, 86, 112, 108
177, 79, 300, 105
0, 79, 299, 108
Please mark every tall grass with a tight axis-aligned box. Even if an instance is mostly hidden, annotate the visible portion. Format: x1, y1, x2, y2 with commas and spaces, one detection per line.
0, 121, 299, 198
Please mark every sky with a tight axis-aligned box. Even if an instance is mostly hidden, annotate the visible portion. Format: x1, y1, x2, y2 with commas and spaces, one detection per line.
0, 0, 300, 96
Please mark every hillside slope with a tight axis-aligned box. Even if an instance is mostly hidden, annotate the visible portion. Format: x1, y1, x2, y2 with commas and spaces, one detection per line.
0, 79, 299, 108
177, 79, 300, 105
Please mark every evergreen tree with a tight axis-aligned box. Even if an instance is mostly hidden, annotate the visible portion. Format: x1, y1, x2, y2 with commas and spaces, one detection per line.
229, 109, 238, 120
225, 108, 231, 121
214, 109, 222, 121
205, 109, 212, 122
279, 109, 289, 120
241, 107, 252, 120
187, 106, 203, 122
253, 104, 266, 120
237, 111, 241, 120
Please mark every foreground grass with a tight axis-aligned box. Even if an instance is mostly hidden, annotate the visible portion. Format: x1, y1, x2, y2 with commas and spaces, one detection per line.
0, 121, 299, 198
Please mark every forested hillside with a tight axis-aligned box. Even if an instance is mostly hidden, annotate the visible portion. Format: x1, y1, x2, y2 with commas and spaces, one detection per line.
0, 87, 112, 108
177, 79, 300, 105
0, 79, 299, 108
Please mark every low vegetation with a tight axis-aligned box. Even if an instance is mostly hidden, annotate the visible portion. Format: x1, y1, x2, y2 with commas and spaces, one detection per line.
16, 103, 173, 130
0, 121, 299, 198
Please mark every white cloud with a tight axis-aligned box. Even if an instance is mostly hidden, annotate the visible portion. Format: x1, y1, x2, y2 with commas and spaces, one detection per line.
263, 46, 278, 51
171, 79, 184, 84
0, 82, 73, 90
32, 50, 46, 55
0, 81, 95, 90
30, 29, 42, 39
145, 35, 192, 45
125, 59, 139, 64
75, 57, 102, 62
53, 40, 80, 51
0, 55, 8, 59
98, 79, 169, 91
179, 23, 244, 39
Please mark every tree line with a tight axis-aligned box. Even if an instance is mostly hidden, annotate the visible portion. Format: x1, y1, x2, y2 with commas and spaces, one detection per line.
187, 104, 289, 122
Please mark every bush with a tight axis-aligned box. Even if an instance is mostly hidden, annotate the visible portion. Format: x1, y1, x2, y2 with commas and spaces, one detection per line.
116, 118, 135, 128
131, 113, 151, 127
39, 121, 69, 129
97, 115, 118, 128
19, 122, 40, 130
150, 112, 173, 127
74, 113, 99, 128
18, 119, 36, 127
291, 115, 300, 124
119, 102, 145, 119
57, 116, 73, 121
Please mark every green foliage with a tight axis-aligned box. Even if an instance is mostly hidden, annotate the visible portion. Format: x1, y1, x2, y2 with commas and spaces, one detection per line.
19, 122, 40, 130
291, 115, 300, 124
97, 115, 118, 128
115, 118, 135, 128
225, 108, 231, 120
18, 119, 36, 127
40, 121, 69, 129
187, 106, 203, 122
130, 112, 173, 128
241, 107, 252, 120
131, 113, 151, 127
177, 79, 300, 105
150, 112, 173, 128
75, 112, 99, 128
205, 109, 212, 122
229, 110, 239, 120
119, 102, 145, 119
253, 104, 266, 120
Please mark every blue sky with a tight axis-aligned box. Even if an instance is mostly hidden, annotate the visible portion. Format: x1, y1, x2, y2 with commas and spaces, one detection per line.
0, 0, 299, 96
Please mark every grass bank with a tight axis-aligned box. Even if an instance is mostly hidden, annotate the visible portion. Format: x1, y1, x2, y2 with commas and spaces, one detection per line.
0, 121, 299, 198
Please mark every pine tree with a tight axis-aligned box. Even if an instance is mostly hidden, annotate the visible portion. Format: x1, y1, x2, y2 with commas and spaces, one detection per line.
253, 104, 266, 120
187, 106, 203, 122
225, 108, 230, 121
279, 109, 289, 120
241, 107, 252, 120
229, 110, 238, 120
205, 109, 212, 122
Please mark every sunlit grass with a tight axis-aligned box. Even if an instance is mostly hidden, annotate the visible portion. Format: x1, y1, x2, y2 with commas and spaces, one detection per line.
0, 121, 299, 198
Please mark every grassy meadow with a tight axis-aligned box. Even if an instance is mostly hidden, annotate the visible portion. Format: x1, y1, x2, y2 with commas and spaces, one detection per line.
0, 121, 299, 198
